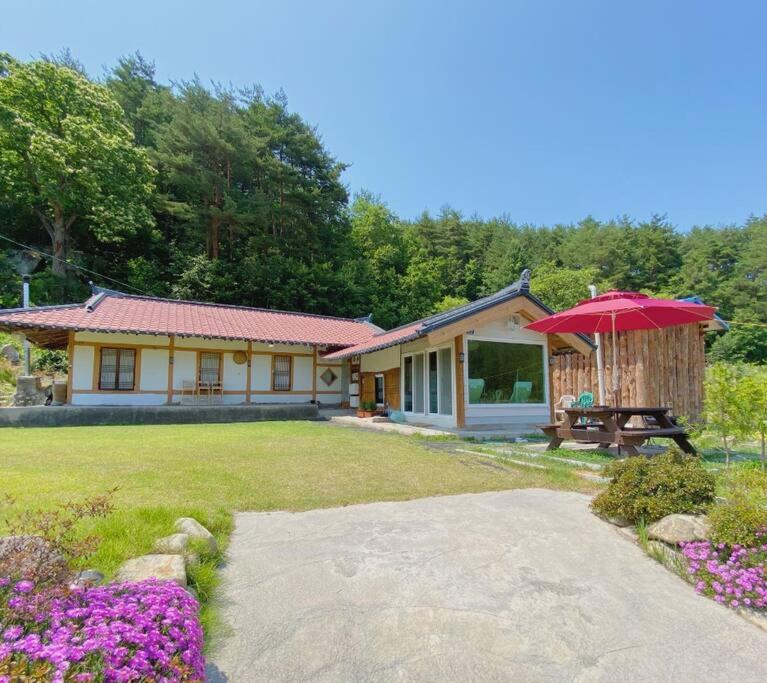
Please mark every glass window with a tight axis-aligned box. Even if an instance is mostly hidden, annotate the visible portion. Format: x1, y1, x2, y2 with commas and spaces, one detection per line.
413, 353, 425, 413
428, 351, 438, 413
199, 352, 221, 384
374, 375, 384, 404
404, 356, 413, 411
438, 347, 453, 415
272, 355, 292, 391
467, 341, 545, 404
99, 348, 136, 391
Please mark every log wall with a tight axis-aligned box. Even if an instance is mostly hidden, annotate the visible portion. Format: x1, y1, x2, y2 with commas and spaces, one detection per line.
551, 323, 707, 421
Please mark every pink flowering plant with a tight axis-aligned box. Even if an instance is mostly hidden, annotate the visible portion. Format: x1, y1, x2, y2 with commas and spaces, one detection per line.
0, 577, 205, 682
681, 529, 767, 611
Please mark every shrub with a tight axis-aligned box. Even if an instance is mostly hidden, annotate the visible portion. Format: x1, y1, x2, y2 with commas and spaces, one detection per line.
591, 449, 716, 523
1, 491, 115, 586
681, 537, 767, 610
708, 499, 767, 547
0, 578, 205, 681
32, 348, 68, 375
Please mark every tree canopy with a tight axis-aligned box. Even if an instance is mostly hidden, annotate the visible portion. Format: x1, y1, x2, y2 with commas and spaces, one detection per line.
0, 51, 764, 361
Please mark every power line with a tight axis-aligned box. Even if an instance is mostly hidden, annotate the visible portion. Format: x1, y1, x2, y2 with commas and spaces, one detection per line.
0, 232, 153, 296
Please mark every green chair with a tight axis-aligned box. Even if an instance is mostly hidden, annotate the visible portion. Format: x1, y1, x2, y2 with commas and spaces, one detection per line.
468, 378, 485, 403
575, 391, 595, 424
510, 381, 533, 403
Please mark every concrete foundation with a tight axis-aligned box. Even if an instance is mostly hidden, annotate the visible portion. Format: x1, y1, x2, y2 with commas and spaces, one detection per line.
0, 403, 318, 428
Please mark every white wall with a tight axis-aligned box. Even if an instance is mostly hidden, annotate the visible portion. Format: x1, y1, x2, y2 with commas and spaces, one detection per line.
71, 345, 94, 391
68, 331, 322, 406
141, 349, 170, 391
292, 356, 313, 392
360, 346, 399, 373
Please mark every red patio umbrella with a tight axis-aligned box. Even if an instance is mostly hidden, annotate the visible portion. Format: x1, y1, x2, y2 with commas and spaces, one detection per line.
525, 291, 716, 406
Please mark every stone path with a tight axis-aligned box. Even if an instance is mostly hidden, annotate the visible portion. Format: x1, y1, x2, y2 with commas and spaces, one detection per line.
208, 489, 767, 682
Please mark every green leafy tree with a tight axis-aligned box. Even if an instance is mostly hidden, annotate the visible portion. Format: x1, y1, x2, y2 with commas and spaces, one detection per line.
432, 295, 469, 314
740, 366, 767, 470
703, 363, 752, 467
529, 264, 604, 311
0, 55, 155, 276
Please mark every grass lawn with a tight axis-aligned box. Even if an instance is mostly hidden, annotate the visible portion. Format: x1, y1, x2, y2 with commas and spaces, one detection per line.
0, 421, 600, 568
1, 420, 598, 638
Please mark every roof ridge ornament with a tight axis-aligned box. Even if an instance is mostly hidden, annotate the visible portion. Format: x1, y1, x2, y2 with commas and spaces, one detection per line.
519, 268, 531, 290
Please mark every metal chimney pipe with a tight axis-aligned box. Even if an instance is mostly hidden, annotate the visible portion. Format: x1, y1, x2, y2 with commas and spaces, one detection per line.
22, 274, 31, 375
588, 284, 606, 405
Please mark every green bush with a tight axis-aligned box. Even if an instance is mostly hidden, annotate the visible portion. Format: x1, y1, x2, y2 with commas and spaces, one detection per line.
709, 466, 767, 546
591, 448, 716, 523
708, 497, 767, 547
32, 348, 68, 375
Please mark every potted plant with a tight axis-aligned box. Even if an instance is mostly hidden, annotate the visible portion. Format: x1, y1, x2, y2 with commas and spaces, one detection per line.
356, 401, 378, 418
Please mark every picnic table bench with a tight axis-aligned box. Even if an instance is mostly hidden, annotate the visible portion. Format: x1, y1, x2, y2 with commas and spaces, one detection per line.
539, 406, 696, 456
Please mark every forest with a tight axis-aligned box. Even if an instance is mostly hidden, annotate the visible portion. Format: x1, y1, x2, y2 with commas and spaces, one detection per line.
0, 52, 765, 362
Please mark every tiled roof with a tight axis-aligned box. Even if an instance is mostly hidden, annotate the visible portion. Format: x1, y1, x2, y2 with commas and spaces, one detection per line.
0, 288, 379, 347
323, 270, 582, 360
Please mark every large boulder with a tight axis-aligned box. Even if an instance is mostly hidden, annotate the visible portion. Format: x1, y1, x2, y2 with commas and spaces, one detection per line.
0, 535, 68, 582
1, 344, 20, 365
647, 514, 710, 545
154, 533, 190, 554
174, 518, 218, 554
114, 554, 186, 586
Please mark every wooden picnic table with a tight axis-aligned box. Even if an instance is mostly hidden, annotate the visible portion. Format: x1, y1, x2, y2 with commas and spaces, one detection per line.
539, 406, 696, 456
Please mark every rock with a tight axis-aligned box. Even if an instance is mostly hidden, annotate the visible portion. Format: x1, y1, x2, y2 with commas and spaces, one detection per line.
74, 569, 105, 585
114, 554, 186, 586
1, 344, 19, 365
647, 514, 710, 545
154, 533, 190, 554
646, 540, 683, 565
12, 376, 47, 407
174, 518, 218, 554
0, 535, 67, 582
604, 515, 632, 528
616, 526, 639, 543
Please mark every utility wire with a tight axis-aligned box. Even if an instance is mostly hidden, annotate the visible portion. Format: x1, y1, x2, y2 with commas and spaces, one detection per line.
0, 232, 153, 296
2, 231, 767, 328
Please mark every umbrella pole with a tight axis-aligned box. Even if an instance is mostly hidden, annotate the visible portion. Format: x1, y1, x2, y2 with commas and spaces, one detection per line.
612, 312, 621, 457
612, 313, 619, 408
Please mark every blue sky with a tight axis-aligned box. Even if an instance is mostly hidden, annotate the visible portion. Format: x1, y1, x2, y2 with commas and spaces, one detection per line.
2, 0, 766, 230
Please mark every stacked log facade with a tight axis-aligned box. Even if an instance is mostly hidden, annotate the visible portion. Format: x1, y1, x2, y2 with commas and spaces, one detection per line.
550, 323, 707, 421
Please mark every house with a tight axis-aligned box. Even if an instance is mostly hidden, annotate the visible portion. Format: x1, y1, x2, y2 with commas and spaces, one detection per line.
324, 270, 592, 430
0, 271, 592, 430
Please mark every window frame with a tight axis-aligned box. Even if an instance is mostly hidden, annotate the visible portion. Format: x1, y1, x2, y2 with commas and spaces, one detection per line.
98, 347, 137, 392
197, 351, 222, 385
272, 354, 293, 392
465, 336, 548, 407
401, 344, 455, 417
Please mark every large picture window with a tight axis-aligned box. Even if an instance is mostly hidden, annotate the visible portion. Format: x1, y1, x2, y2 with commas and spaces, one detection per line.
467, 340, 545, 404
98, 348, 136, 391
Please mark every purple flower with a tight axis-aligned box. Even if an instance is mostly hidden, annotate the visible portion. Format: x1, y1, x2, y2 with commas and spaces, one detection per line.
13, 580, 35, 594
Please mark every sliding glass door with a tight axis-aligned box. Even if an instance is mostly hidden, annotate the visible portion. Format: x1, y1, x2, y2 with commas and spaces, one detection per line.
402, 347, 453, 417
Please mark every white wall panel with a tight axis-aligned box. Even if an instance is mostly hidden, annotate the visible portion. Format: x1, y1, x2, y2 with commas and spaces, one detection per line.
292, 356, 313, 391
72, 346, 95, 390
140, 349, 169, 391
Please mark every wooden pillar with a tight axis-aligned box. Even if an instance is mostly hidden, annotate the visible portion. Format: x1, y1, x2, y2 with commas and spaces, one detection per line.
312, 346, 318, 403
66, 330, 75, 404
245, 340, 253, 404
454, 334, 466, 429
166, 335, 175, 404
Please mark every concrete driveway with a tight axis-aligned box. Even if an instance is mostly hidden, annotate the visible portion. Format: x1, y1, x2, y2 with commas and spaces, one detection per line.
208, 490, 767, 682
